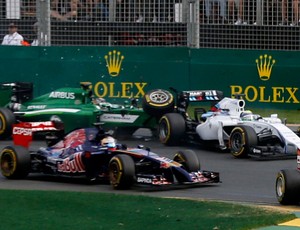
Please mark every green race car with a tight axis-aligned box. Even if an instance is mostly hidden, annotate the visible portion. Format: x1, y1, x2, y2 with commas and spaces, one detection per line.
0, 82, 174, 139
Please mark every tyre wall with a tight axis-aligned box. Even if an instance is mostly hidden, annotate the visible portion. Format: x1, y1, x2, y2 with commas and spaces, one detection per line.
0, 46, 299, 109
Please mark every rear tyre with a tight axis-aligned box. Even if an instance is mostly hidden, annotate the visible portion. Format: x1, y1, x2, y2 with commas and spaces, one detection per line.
142, 89, 174, 118
0, 145, 30, 179
109, 154, 135, 189
0, 108, 15, 139
173, 150, 201, 172
229, 126, 257, 158
276, 169, 300, 205
159, 113, 186, 146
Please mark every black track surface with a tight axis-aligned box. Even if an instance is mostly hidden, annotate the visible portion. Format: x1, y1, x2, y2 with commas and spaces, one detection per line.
0, 139, 296, 206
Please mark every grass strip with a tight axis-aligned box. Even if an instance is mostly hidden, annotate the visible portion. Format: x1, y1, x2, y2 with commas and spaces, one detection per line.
0, 189, 294, 230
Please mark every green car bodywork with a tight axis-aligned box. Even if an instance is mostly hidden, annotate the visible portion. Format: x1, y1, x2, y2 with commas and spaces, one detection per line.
0, 82, 165, 139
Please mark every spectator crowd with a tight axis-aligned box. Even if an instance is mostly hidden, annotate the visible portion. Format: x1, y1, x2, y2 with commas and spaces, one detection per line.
2, 0, 300, 47
47, 0, 300, 26
49, 0, 176, 22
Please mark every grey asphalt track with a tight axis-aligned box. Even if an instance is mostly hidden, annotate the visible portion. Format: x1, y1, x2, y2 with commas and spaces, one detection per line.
0, 138, 297, 207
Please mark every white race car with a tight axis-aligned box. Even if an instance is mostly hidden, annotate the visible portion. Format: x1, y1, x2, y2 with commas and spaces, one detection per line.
158, 89, 300, 159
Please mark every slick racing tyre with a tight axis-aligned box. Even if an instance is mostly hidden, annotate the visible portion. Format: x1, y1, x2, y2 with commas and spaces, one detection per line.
0, 108, 15, 139
229, 126, 257, 158
159, 113, 185, 146
173, 150, 201, 172
109, 154, 135, 189
0, 145, 30, 179
276, 169, 300, 205
142, 89, 174, 118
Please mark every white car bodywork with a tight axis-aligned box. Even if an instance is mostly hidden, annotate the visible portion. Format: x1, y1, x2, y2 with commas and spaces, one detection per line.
195, 97, 300, 156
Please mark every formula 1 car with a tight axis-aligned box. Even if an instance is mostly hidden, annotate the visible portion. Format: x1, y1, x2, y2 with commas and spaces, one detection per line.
0, 122, 220, 189
158, 88, 300, 159
275, 148, 300, 205
0, 82, 174, 139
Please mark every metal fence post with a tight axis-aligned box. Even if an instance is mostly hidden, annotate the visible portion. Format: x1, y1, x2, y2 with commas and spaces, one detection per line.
6, 0, 20, 19
36, 0, 51, 46
181, 0, 187, 23
187, 0, 200, 48
256, 0, 262, 25
109, 0, 116, 22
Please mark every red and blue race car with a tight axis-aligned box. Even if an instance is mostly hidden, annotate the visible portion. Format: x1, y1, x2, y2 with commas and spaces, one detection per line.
0, 122, 220, 189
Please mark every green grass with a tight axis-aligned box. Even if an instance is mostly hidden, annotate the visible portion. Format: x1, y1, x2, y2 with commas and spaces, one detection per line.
0, 189, 294, 230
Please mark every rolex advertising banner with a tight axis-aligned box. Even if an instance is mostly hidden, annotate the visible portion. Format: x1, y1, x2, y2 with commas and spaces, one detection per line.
189, 49, 300, 110
0, 46, 299, 110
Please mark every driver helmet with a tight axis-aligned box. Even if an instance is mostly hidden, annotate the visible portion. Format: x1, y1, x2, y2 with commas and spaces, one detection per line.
240, 110, 254, 121
101, 136, 116, 149
92, 97, 106, 105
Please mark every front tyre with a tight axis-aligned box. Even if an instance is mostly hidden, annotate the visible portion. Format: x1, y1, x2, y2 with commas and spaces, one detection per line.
142, 89, 174, 118
159, 113, 186, 146
173, 150, 201, 172
229, 126, 257, 158
276, 169, 300, 205
109, 154, 135, 189
0, 108, 15, 139
0, 145, 30, 179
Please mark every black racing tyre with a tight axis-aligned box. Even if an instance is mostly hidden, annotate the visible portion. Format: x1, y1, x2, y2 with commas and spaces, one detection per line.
142, 89, 174, 118
0, 145, 31, 179
229, 126, 257, 158
173, 150, 201, 172
276, 169, 300, 205
109, 154, 135, 189
0, 108, 15, 139
159, 113, 186, 146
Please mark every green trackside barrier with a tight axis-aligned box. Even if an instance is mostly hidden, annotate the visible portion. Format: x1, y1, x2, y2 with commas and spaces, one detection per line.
0, 46, 299, 109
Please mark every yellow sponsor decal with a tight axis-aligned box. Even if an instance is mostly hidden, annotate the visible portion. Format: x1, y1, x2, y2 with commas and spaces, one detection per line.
94, 82, 147, 99
230, 54, 300, 104
96, 50, 148, 99
104, 50, 124, 77
256, 54, 275, 81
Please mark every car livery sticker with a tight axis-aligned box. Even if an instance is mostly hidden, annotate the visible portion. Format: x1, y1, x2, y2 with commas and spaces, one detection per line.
100, 114, 139, 123
57, 152, 85, 173
137, 177, 153, 184
184, 90, 221, 101
13, 127, 32, 136
49, 92, 75, 99
14, 108, 80, 115
27, 105, 47, 110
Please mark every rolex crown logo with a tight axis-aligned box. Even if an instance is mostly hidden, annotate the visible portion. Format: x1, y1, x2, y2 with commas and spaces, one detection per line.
255, 54, 275, 81
104, 50, 125, 77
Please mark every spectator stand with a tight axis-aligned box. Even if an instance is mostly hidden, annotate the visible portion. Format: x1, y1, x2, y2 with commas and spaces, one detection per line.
0, 0, 299, 49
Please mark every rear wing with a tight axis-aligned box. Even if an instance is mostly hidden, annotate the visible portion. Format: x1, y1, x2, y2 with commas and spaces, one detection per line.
183, 90, 223, 102
0, 82, 33, 107
13, 121, 60, 148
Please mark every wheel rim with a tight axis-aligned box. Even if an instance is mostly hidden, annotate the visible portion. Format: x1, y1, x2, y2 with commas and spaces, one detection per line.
174, 154, 187, 169
109, 160, 122, 187
276, 175, 285, 197
0, 114, 5, 133
231, 132, 244, 153
0, 152, 16, 176
159, 120, 169, 142
149, 91, 169, 104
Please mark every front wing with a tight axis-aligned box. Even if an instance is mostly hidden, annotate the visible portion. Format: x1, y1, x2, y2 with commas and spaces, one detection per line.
135, 170, 220, 186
